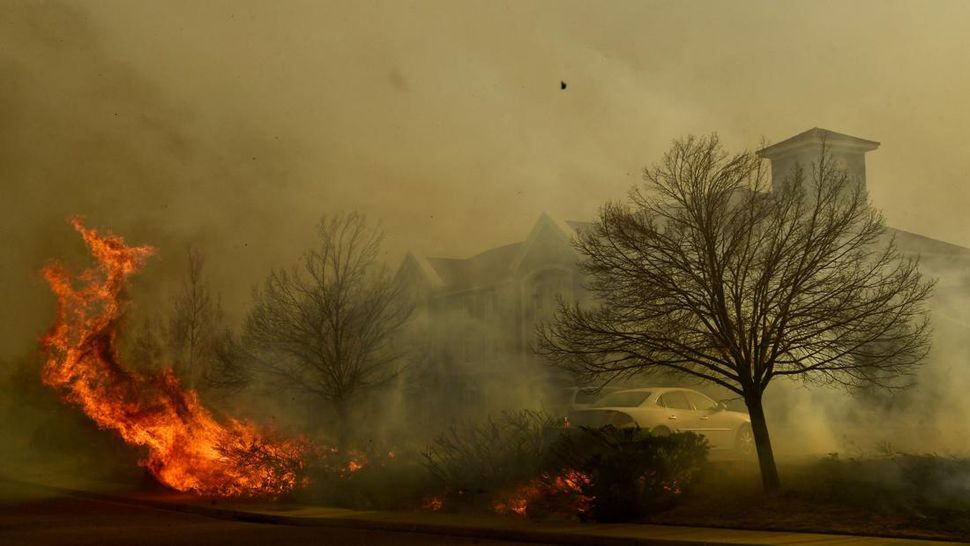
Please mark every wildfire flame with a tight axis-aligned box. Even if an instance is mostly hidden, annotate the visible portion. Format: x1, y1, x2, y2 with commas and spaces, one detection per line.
493, 470, 592, 518
39, 218, 307, 497
422, 496, 443, 512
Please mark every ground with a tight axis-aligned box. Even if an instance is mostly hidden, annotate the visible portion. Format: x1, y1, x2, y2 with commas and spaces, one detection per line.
0, 482, 553, 546
646, 459, 970, 542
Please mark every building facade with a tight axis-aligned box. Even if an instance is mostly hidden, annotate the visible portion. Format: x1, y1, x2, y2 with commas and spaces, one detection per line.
396, 128, 970, 418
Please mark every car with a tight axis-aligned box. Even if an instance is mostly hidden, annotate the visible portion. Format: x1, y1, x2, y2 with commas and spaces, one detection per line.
567, 387, 754, 453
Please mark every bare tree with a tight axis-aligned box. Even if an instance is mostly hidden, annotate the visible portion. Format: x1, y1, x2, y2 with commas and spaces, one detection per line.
165, 247, 247, 392
243, 212, 413, 450
538, 135, 933, 492
128, 316, 166, 372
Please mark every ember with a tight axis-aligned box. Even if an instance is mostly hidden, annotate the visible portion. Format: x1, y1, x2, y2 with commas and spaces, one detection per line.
492, 469, 592, 518
39, 218, 308, 497
422, 496, 443, 511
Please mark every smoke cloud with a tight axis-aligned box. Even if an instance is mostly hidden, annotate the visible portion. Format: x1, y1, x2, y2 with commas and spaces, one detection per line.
4, 0, 970, 473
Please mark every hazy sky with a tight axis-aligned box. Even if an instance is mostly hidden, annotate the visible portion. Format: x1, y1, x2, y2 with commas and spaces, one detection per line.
4, 0, 970, 358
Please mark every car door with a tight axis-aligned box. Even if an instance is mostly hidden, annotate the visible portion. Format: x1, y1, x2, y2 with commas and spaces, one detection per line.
655, 390, 693, 432
685, 390, 732, 448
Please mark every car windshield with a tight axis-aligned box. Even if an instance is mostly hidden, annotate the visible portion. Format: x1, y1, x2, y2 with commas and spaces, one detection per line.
593, 391, 650, 407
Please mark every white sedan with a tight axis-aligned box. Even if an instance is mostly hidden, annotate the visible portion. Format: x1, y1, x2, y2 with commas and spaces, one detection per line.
567, 387, 754, 453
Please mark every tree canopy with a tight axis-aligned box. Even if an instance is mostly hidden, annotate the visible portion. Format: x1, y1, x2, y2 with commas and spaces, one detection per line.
539, 135, 933, 490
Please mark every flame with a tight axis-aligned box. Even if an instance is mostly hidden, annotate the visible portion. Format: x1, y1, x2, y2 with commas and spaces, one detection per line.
39, 218, 307, 497
422, 496, 443, 511
493, 495, 530, 516
492, 469, 591, 518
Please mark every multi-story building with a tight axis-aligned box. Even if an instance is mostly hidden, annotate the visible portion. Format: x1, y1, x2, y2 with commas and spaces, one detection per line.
396, 128, 970, 420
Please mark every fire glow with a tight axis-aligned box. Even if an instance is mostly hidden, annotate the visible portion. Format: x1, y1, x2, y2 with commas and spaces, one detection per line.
39, 218, 307, 497
492, 470, 592, 518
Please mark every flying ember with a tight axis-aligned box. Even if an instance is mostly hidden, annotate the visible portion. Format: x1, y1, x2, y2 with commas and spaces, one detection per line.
39, 218, 308, 497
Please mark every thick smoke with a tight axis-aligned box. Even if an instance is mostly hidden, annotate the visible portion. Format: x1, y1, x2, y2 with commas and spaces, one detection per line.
5, 1, 970, 489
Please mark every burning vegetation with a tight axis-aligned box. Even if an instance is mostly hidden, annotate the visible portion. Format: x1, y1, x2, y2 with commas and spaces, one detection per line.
39, 218, 308, 497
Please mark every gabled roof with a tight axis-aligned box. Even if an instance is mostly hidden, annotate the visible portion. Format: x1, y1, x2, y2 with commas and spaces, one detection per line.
425, 242, 524, 291
757, 127, 880, 159
396, 252, 445, 288
398, 208, 970, 295
404, 213, 584, 293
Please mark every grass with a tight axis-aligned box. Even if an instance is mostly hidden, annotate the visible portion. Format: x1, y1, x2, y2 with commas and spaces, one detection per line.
646, 456, 970, 542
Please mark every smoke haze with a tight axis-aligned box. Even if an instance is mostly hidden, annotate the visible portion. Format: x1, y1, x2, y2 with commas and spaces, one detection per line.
4, 1, 970, 460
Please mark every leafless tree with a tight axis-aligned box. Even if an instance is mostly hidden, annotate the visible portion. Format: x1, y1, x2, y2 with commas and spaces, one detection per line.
127, 316, 166, 372
243, 212, 413, 450
167, 248, 214, 384
538, 135, 933, 492
166, 247, 247, 392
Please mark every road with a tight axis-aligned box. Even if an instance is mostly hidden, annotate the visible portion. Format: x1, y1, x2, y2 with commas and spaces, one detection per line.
0, 482, 551, 546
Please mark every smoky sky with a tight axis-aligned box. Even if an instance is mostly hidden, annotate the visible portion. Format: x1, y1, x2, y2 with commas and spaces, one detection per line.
4, 0, 970, 360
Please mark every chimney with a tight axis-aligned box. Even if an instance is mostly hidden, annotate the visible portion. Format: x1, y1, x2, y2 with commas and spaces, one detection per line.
757, 128, 880, 194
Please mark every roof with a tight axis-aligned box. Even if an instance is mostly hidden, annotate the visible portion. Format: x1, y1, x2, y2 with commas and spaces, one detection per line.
890, 227, 970, 256
411, 213, 585, 292
396, 252, 445, 288
757, 127, 880, 159
425, 242, 524, 291
609, 387, 680, 394
398, 210, 970, 294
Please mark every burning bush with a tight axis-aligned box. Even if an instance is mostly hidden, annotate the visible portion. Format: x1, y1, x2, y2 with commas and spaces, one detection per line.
299, 445, 439, 510
422, 412, 708, 521
422, 410, 559, 509
39, 219, 308, 497
551, 426, 709, 522
491, 469, 592, 519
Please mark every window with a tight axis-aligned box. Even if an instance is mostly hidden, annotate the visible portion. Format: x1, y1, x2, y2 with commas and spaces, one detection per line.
529, 270, 572, 317
594, 391, 651, 408
685, 391, 717, 411
658, 391, 691, 410
574, 388, 609, 404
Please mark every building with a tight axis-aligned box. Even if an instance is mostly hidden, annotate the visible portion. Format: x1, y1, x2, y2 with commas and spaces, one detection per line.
395, 213, 591, 417
757, 128, 970, 281
396, 128, 970, 417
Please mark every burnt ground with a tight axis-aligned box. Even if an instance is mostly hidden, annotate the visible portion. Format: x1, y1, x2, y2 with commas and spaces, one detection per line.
0, 481, 554, 546
645, 459, 970, 543
2, 396, 969, 544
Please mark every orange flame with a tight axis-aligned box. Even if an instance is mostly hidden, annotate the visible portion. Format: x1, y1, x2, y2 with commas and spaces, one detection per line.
492, 469, 591, 518
39, 218, 307, 497
422, 496, 443, 511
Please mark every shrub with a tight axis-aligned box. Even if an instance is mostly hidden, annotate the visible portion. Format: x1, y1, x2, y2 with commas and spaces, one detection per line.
802, 449, 970, 527
300, 447, 438, 509
422, 410, 557, 508
550, 426, 709, 522
893, 453, 970, 515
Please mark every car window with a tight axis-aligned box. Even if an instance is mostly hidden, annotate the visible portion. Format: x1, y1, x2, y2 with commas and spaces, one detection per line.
574, 388, 609, 404
593, 391, 651, 407
685, 391, 717, 411
658, 391, 691, 410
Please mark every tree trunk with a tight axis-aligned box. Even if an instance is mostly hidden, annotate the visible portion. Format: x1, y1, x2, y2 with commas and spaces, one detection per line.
334, 398, 350, 453
745, 392, 781, 492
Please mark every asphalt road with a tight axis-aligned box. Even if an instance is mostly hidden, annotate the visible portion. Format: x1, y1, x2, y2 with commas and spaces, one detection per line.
0, 483, 551, 546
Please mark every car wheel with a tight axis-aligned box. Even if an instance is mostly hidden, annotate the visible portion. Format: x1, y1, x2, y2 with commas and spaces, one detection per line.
735, 425, 755, 456
650, 426, 671, 437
